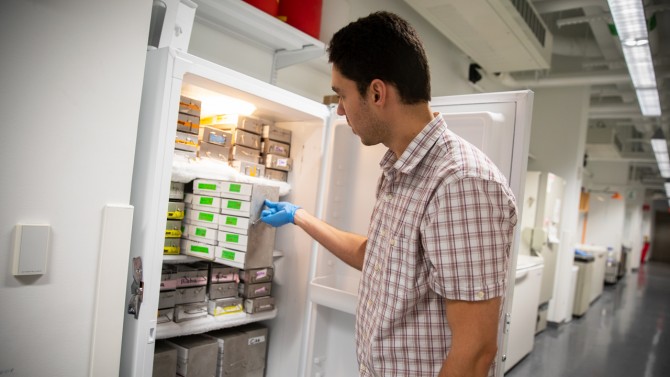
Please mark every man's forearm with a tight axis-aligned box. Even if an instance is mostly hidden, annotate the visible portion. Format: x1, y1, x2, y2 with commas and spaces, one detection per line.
293, 209, 367, 270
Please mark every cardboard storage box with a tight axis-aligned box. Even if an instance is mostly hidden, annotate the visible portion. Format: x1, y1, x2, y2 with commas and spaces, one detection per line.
175, 131, 198, 152
201, 114, 264, 135
166, 335, 218, 376
231, 128, 261, 149
264, 168, 288, 182
185, 208, 220, 230
244, 296, 275, 314
173, 302, 208, 323
199, 126, 232, 147
185, 193, 222, 212
230, 144, 261, 164
230, 160, 266, 178
264, 154, 292, 172
262, 124, 292, 143
261, 139, 290, 157
174, 148, 197, 160
207, 297, 244, 316
153, 340, 178, 377
220, 198, 252, 218
179, 95, 202, 116
177, 113, 200, 134
180, 240, 216, 261
183, 224, 218, 246
240, 267, 274, 284
198, 142, 230, 162
217, 230, 249, 252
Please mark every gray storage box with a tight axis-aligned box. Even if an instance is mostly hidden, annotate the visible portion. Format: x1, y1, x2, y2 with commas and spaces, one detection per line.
165, 219, 182, 238
175, 286, 207, 305
166, 335, 218, 377
160, 265, 178, 291
204, 329, 247, 377
157, 307, 174, 324
158, 290, 176, 309
263, 154, 292, 172
185, 193, 222, 212
232, 128, 261, 149
179, 95, 202, 116
170, 181, 185, 200
164, 237, 181, 255
178, 113, 200, 134
153, 340, 178, 377
242, 324, 269, 373
207, 297, 244, 317
263, 168, 288, 182
209, 282, 238, 300
167, 201, 185, 220
198, 142, 230, 162
174, 302, 208, 323
244, 296, 275, 314
176, 264, 209, 287
230, 160, 266, 178
240, 267, 274, 284
210, 264, 239, 283
239, 282, 272, 299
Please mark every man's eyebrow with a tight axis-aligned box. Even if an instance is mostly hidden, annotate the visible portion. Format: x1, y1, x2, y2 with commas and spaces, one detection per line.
331, 86, 340, 94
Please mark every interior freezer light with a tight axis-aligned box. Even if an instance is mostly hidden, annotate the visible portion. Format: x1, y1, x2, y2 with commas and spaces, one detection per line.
199, 95, 256, 117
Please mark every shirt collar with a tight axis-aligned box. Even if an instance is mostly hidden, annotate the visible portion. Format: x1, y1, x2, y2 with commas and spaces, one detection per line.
380, 113, 445, 176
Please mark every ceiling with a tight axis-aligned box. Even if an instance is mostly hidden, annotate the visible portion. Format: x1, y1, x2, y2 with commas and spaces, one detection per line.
520, 0, 670, 200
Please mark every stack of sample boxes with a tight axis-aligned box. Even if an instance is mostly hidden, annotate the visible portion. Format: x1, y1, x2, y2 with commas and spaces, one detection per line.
173, 262, 210, 323
261, 123, 292, 182
181, 178, 278, 269
200, 115, 265, 177
175, 95, 201, 159
205, 324, 270, 377
239, 267, 275, 314
165, 182, 186, 256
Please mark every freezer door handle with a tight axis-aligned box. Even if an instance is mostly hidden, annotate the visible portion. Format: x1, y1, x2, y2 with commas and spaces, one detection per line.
127, 257, 144, 318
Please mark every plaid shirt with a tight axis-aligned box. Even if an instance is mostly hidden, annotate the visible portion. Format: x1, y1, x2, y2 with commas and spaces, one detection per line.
356, 114, 517, 377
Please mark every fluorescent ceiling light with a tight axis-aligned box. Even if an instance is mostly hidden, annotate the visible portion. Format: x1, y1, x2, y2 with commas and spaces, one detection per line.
607, 0, 661, 117
651, 128, 670, 178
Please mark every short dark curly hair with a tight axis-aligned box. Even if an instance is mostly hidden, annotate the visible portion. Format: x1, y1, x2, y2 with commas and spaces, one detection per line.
327, 11, 431, 104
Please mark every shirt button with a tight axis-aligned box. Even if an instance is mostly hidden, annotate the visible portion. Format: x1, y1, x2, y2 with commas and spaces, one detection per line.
375, 264, 380, 271
368, 300, 373, 306
385, 194, 392, 201
390, 239, 396, 246
476, 291, 485, 299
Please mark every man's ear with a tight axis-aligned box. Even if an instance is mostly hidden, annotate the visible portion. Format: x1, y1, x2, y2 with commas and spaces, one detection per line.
369, 79, 385, 104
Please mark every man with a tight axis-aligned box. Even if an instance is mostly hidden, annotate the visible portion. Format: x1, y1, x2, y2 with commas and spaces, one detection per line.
261, 11, 517, 377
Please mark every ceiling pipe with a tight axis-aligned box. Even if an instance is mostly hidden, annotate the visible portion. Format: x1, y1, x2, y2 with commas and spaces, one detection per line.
552, 35, 603, 57
497, 69, 630, 88
532, 0, 607, 14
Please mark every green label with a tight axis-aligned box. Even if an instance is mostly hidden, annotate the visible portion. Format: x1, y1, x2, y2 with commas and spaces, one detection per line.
199, 197, 214, 205
220, 250, 236, 260
225, 216, 238, 226
191, 245, 209, 254
195, 227, 207, 237
227, 200, 242, 210
229, 183, 241, 193
198, 183, 217, 191
198, 212, 214, 222
225, 234, 239, 243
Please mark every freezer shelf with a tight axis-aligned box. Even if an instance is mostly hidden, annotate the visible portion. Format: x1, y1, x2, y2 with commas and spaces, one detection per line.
156, 309, 277, 339
310, 275, 360, 315
162, 251, 284, 264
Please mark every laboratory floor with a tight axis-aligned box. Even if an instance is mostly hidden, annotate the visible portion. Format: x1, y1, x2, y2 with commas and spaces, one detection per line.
505, 262, 670, 377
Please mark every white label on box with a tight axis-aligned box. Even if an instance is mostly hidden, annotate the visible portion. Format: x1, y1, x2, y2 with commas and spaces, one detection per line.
248, 336, 266, 345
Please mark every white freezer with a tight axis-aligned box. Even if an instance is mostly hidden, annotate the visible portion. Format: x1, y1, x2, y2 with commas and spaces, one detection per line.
121, 47, 533, 377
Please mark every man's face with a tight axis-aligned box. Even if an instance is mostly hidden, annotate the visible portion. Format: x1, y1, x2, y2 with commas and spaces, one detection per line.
331, 67, 387, 146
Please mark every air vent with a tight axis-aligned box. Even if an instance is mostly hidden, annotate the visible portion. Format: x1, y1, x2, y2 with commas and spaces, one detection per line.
404, 0, 553, 72
510, 0, 546, 47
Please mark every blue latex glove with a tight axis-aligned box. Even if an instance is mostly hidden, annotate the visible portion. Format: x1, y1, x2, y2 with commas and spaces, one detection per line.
260, 199, 300, 227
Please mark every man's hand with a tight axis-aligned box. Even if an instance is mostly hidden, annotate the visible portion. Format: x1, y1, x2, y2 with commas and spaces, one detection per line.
260, 199, 301, 227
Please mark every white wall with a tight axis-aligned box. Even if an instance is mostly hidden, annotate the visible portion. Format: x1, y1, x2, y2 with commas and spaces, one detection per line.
0, 1, 150, 376
583, 194, 626, 253
526, 86, 591, 324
